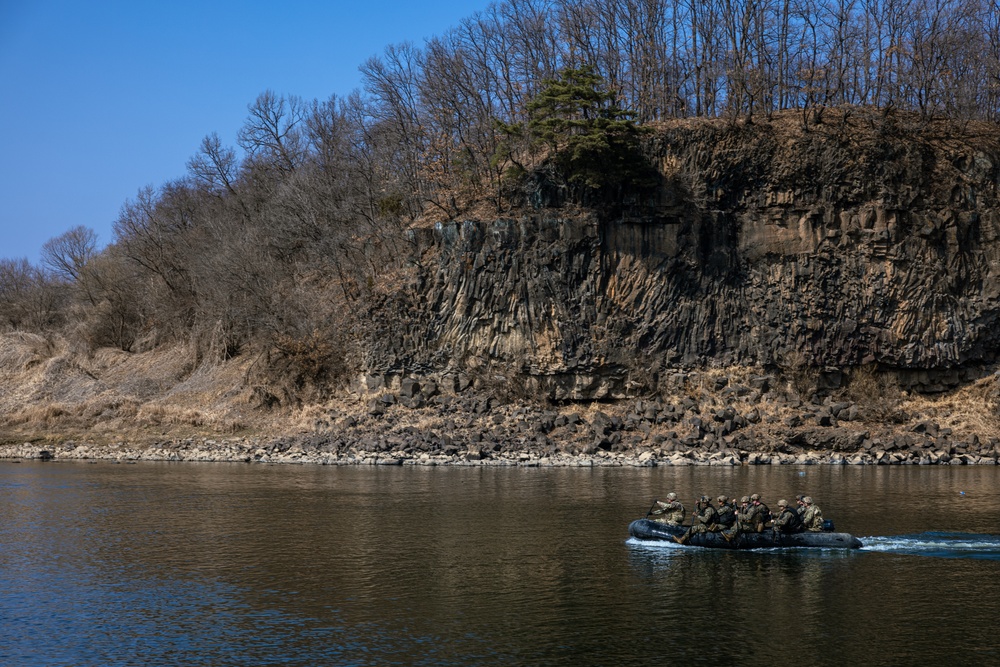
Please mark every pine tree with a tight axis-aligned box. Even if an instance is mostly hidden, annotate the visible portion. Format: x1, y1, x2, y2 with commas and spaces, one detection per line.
523, 65, 656, 191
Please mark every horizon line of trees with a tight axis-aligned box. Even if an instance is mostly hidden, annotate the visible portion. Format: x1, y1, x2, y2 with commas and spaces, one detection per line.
3, 0, 999, 400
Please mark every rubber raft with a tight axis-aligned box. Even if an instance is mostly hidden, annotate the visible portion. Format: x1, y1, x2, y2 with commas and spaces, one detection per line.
628, 518, 863, 550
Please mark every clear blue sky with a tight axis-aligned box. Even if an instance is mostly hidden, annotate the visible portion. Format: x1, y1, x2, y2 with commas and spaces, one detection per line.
0, 0, 490, 262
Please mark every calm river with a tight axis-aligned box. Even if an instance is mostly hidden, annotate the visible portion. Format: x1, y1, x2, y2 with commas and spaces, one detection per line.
1, 461, 999, 666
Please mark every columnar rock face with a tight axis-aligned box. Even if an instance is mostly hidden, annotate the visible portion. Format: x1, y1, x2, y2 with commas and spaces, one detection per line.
367, 119, 1000, 399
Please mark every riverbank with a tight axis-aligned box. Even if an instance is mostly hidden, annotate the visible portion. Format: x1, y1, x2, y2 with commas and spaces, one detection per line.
7, 117, 1000, 473
3, 383, 998, 466
2, 438, 997, 466
4, 331, 1000, 467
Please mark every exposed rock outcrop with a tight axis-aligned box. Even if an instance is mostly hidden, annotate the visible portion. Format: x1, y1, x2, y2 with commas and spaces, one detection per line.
365, 117, 1000, 399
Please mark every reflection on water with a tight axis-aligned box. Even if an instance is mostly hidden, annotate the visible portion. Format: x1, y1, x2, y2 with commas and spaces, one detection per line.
1, 462, 999, 666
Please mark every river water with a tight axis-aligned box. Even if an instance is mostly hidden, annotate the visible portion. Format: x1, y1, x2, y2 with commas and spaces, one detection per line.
1, 461, 998, 666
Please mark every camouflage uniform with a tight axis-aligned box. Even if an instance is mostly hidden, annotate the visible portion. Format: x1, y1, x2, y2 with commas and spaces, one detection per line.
720, 496, 749, 541
675, 497, 719, 543
737, 496, 751, 525
772, 501, 803, 533
745, 494, 771, 533
715, 495, 737, 530
690, 499, 719, 534
802, 497, 824, 532
651, 498, 686, 526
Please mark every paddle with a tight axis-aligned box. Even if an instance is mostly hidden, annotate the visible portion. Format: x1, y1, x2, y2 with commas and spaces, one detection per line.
645, 500, 658, 518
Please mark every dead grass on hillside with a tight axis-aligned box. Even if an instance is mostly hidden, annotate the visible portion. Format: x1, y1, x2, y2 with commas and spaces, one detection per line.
0, 332, 57, 372
897, 375, 1000, 440
4, 394, 136, 430
0, 331, 268, 444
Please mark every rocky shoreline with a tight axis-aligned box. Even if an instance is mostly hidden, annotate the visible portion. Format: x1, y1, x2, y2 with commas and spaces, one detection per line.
3, 389, 998, 467
1, 439, 997, 466
4, 365, 999, 468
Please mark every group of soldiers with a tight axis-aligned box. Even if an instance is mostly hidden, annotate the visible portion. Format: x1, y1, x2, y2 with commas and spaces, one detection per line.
649, 492, 824, 543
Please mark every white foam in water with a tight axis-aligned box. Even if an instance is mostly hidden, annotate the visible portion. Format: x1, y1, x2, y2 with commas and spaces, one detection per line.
860, 533, 1000, 559
626, 537, 685, 550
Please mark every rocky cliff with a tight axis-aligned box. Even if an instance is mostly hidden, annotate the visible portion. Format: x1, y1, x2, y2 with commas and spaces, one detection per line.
365, 115, 1000, 401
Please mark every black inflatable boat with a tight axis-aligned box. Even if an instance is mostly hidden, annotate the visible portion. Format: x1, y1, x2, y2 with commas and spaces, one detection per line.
628, 518, 863, 549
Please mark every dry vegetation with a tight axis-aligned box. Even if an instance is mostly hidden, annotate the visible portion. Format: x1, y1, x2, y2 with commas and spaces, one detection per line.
898, 376, 1000, 436
0, 332, 265, 444
4, 326, 1000, 452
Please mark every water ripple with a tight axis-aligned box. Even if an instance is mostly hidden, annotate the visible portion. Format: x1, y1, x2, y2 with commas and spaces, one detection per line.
5, 462, 1000, 666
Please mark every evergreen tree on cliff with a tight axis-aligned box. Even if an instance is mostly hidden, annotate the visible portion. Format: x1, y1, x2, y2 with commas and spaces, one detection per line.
498, 65, 658, 194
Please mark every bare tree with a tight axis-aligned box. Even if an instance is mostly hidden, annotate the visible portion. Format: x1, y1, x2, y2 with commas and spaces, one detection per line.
361, 42, 427, 217
40, 225, 98, 283
985, 1, 1000, 119
238, 91, 308, 173
0, 257, 62, 330
188, 133, 241, 197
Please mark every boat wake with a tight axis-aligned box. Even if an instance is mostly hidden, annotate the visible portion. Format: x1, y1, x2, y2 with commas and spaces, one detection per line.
860, 532, 1000, 560
626, 537, 685, 550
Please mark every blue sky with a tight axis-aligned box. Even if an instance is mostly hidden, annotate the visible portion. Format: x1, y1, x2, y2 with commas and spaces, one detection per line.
0, 0, 490, 262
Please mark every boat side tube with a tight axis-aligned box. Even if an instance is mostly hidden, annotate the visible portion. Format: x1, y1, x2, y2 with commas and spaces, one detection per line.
628, 518, 863, 549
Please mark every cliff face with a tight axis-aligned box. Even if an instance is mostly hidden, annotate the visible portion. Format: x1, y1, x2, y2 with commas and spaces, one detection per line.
367, 117, 1000, 399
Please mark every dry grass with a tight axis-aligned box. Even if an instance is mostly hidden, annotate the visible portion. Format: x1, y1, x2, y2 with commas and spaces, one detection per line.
842, 365, 905, 422
0, 331, 57, 370
897, 375, 1000, 440
286, 402, 343, 434
136, 404, 205, 428
0, 331, 268, 444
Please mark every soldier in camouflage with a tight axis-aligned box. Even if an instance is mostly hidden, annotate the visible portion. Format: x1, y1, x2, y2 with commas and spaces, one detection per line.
674, 496, 718, 544
744, 493, 771, 532
738, 495, 750, 521
772, 499, 803, 533
649, 492, 686, 526
715, 495, 737, 530
720, 495, 750, 541
801, 496, 824, 532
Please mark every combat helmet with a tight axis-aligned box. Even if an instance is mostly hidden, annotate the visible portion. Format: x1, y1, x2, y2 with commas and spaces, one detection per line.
777, 499, 788, 507
802, 496, 813, 505
750, 493, 761, 502
717, 495, 729, 505
666, 492, 677, 501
